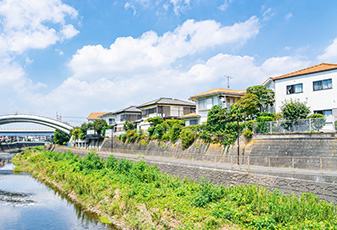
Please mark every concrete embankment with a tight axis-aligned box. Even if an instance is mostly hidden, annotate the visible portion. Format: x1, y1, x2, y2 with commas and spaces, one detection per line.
0, 142, 45, 153
48, 144, 337, 204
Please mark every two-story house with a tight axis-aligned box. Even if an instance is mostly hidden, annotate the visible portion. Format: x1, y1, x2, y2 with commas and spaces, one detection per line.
183, 88, 246, 126
113, 106, 142, 135
87, 112, 109, 123
99, 112, 116, 126
137, 97, 196, 131
262, 63, 337, 120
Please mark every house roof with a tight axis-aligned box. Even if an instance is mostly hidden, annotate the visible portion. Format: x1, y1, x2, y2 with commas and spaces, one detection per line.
189, 88, 246, 101
272, 63, 337, 80
113, 106, 141, 114
180, 112, 201, 119
137, 97, 195, 108
87, 112, 109, 120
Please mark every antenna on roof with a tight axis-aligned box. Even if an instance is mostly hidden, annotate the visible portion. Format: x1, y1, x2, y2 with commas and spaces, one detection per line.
224, 75, 233, 88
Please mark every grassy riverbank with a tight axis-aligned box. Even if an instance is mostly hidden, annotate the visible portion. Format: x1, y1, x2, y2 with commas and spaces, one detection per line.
12, 147, 336, 229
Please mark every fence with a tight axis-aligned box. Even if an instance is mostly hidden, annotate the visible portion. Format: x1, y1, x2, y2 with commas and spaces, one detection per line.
254, 117, 336, 134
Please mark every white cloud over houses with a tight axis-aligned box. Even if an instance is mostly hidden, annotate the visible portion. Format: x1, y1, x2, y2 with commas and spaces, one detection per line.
39, 16, 310, 119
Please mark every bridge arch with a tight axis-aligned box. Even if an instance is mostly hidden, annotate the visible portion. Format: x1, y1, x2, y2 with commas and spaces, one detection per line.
0, 115, 73, 134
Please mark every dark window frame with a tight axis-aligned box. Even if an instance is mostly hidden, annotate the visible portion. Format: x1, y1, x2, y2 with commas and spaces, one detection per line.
313, 78, 332, 91
286, 83, 303, 95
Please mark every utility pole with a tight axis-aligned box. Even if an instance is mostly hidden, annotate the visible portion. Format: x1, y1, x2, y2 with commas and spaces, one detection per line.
224, 75, 233, 89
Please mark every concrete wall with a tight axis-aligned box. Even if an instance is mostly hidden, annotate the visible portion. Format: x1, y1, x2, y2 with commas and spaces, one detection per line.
0, 142, 45, 153
245, 133, 337, 170
100, 132, 337, 171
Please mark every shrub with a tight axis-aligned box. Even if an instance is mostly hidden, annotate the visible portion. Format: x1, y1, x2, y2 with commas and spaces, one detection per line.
180, 128, 196, 150
243, 129, 253, 138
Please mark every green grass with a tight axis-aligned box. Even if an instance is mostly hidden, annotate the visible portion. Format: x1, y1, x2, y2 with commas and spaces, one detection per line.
12, 147, 337, 229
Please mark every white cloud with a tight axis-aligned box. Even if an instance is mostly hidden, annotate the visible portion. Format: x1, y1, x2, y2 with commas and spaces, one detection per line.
0, 0, 79, 116
170, 0, 190, 15
0, 0, 78, 53
124, 2, 137, 15
69, 17, 260, 80
285, 12, 293, 20
317, 38, 337, 62
218, 0, 233, 11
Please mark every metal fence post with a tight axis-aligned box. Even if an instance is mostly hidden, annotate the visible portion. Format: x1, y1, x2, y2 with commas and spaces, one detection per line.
309, 118, 312, 131
270, 121, 272, 133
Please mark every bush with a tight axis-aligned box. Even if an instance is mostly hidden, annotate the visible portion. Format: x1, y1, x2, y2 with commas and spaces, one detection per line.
243, 129, 253, 138
308, 114, 326, 131
180, 128, 196, 150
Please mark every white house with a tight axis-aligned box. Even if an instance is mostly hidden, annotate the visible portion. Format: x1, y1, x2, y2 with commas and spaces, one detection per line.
113, 106, 142, 135
262, 63, 337, 121
99, 112, 116, 126
182, 88, 246, 126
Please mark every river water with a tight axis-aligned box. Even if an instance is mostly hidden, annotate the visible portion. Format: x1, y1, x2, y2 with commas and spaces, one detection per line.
0, 153, 115, 230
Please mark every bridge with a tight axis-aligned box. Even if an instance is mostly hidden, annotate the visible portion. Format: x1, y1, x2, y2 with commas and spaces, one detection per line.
0, 115, 73, 134
0, 128, 55, 136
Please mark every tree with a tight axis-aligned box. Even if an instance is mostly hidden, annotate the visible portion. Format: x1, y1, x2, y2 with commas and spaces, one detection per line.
207, 105, 229, 132
53, 129, 70, 145
246, 85, 275, 113
123, 120, 136, 131
93, 119, 107, 135
281, 99, 310, 121
230, 93, 259, 121
281, 99, 310, 130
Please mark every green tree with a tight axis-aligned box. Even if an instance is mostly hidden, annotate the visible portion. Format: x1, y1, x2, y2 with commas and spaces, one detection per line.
230, 93, 259, 121
281, 99, 310, 130
147, 117, 164, 126
53, 129, 70, 145
123, 120, 135, 131
93, 119, 108, 135
281, 99, 310, 121
246, 85, 275, 113
207, 105, 229, 132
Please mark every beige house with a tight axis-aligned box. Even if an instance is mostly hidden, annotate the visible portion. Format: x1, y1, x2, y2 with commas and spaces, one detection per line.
183, 88, 246, 126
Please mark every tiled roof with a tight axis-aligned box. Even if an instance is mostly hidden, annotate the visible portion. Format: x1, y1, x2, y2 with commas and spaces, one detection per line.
189, 88, 246, 101
114, 106, 141, 114
87, 112, 109, 120
180, 112, 200, 119
138, 97, 195, 108
272, 63, 337, 80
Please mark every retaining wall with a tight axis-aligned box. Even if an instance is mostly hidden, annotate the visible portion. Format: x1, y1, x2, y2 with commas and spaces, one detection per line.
49, 145, 337, 204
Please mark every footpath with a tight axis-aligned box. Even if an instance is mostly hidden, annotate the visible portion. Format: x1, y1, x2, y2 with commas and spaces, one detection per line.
48, 145, 337, 203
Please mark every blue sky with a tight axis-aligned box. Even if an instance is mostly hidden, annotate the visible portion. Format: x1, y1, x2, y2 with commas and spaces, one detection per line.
1, 0, 337, 126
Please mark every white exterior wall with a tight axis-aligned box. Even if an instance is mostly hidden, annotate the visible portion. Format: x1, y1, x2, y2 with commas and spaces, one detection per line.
196, 95, 223, 124
274, 70, 337, 115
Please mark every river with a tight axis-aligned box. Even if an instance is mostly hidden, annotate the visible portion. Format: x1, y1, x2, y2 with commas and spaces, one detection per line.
0, 153, 116, 230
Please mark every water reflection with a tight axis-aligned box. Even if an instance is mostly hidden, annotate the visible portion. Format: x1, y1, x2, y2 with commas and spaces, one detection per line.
0, 153, 117, 230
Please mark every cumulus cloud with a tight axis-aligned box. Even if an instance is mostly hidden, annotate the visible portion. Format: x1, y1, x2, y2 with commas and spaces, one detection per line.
317, 38, 337, 62
0, 0, 79, 53
36, 17, 309, 118
69, 17, 260, 80
0, 0, 79, 115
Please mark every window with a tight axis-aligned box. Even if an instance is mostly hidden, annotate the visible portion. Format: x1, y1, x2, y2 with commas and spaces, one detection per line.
315, 110, 332, 116
313, 79, 332, 91
198, 99, 207, 110
189, 119, 198, 125
286, 83, 303, 94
